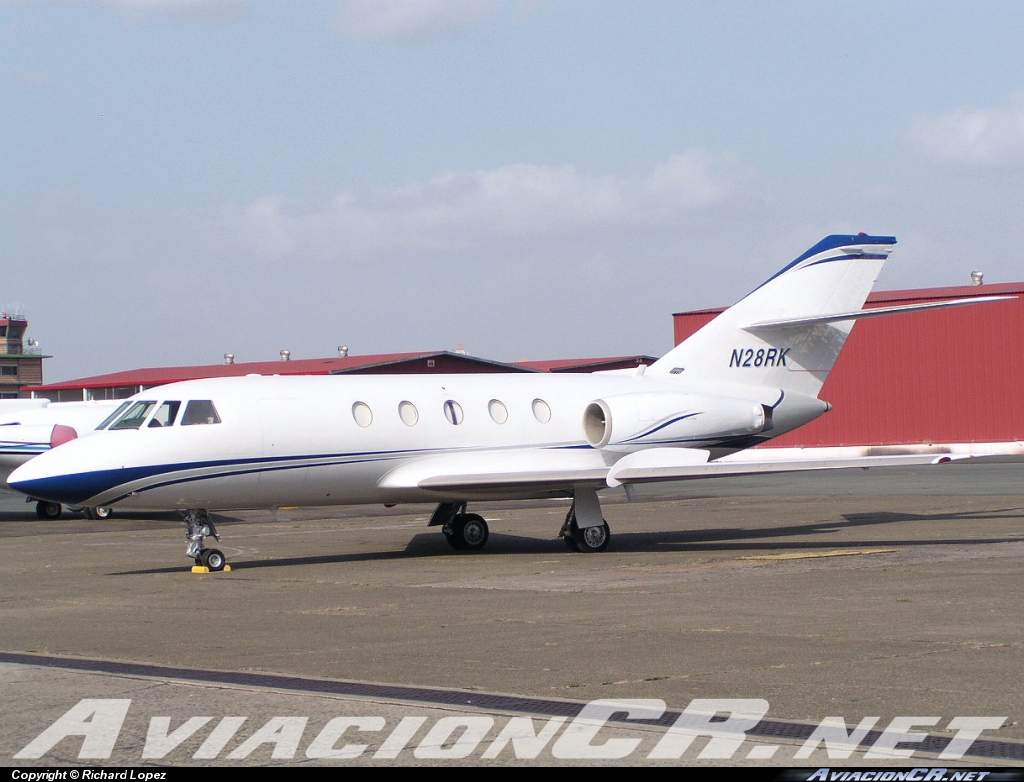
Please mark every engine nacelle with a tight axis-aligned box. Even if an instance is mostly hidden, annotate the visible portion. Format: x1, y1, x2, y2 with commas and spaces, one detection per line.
582, 391, 766, 451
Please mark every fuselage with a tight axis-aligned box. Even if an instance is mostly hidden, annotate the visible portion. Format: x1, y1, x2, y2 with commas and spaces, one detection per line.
8, 372, 829, 512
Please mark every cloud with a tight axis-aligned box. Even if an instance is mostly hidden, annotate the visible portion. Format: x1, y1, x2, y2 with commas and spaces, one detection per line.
18, 150, 751, 272
11, 150, 755, 379
70, 0, 248, 23
335, 0, 501, 43
909, 93, 1024, 169
644, 150, 746, 211
201, 149, 750, 261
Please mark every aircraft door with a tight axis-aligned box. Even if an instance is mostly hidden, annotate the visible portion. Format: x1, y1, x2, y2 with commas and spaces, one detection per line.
257, 398, 311, 504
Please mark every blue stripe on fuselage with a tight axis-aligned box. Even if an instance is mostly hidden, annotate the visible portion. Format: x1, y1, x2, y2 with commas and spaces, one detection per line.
9, 449, 417, 506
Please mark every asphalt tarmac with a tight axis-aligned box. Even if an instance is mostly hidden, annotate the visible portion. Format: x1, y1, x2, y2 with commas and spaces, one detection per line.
2, 462, 1023, 767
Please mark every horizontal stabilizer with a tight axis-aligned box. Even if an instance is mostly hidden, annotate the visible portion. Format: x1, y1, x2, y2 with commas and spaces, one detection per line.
742, 295, 1015, 331
606, 448, 966, 487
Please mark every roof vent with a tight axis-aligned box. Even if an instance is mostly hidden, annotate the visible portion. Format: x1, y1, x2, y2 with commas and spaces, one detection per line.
224, 353, 235, 365
970, 271, 984, 285
280, 349, 291, 361
338, 345, 349, 357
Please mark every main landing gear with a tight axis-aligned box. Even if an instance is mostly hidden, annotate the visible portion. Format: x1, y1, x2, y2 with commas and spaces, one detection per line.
560, 509, 611, 553
35, 500, 62, 520
559, 486, 611, 553
30, 501, 113, 521
183, 509, 228, 572
431, 502, 490, 551
429, 486, 612, 554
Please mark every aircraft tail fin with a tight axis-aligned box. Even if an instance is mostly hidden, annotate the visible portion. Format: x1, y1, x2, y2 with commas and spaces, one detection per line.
647, 234, 897, 398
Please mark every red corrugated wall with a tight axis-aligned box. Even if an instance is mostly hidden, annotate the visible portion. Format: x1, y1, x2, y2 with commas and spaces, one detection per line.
673, 284, 1024, 446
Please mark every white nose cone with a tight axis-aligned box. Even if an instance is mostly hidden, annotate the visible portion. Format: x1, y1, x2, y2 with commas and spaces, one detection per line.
8, 435, 115, 506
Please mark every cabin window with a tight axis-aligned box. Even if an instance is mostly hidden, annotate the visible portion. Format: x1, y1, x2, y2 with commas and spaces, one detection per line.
97, 402, 131, 430
488, 399, 508, 424
109, 401, 157, 430
532, 398, 552, 424
148, 401, 181, 428
352, 401, 373, 427
181, 400, 222, 426
399, 400, 419, 426
0, 365, 17, 377
443, 399, 464, 425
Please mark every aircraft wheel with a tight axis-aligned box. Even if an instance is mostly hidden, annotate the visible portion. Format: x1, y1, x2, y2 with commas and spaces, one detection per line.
459, 514, 489, 550
200, 548, 226, 572
35, 501, 62, 520
85, 506, 114, 520
447, 514, 489, 551
570, 521, 610, 553
443, 527, 465, 550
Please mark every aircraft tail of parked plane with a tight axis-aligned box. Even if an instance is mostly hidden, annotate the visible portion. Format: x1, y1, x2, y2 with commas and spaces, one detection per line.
7, 234, 1015, 570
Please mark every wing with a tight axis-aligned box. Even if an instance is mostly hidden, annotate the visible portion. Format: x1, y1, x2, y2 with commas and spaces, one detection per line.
604, 447, 967, 487
376, 445, 986, 498
377, 449, 611, 497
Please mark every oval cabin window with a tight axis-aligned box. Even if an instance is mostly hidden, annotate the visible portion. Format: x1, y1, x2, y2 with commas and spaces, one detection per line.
399, 401, 419, 426
488, 399, 508, 424
443, 399, 464, 425
532, 398, 552, 424
352, 401, 373, 428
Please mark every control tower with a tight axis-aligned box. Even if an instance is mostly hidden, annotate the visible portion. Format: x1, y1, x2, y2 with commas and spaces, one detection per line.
0, 308, 48, 399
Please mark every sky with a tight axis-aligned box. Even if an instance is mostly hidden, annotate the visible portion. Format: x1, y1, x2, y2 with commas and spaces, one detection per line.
4, 0, 1024, 383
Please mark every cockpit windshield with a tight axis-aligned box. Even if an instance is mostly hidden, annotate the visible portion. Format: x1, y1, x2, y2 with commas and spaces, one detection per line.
108, 401, 157, 430
98, 399, 214, 430
96, 402, 131, 430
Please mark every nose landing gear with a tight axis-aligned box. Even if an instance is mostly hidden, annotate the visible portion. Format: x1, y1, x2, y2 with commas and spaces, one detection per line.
184, 509, 230, 572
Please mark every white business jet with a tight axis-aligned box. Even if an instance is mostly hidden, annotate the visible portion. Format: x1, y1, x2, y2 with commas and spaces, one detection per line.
0, 399, 122, 518
8, 235, 1009, 571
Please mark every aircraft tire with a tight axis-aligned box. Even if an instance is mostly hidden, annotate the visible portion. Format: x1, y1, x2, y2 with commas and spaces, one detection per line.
89, 506, 113, 520
443, 528, 465, 550
447, 514, 489, 551
569, 521, 610, 553
200, 548, 226, 572
35, 501, 62, 520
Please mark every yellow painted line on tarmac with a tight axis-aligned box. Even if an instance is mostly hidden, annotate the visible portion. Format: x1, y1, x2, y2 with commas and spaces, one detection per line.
740, 549, 896, 561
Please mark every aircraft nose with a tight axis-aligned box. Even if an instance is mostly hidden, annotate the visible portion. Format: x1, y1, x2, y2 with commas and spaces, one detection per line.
9, 465, 76, 504
8, 446, 107, 506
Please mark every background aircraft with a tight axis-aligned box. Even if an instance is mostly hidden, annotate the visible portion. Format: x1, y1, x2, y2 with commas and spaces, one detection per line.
9, 234, 1011, 571
0, 399, 121, 518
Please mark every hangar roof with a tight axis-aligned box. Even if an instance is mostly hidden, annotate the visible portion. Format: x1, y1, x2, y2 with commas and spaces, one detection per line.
26, 352, 658, 397
28, 351, 523, 393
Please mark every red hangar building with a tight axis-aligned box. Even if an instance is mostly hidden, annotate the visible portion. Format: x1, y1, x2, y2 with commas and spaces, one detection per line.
673, 281, 1024, 455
